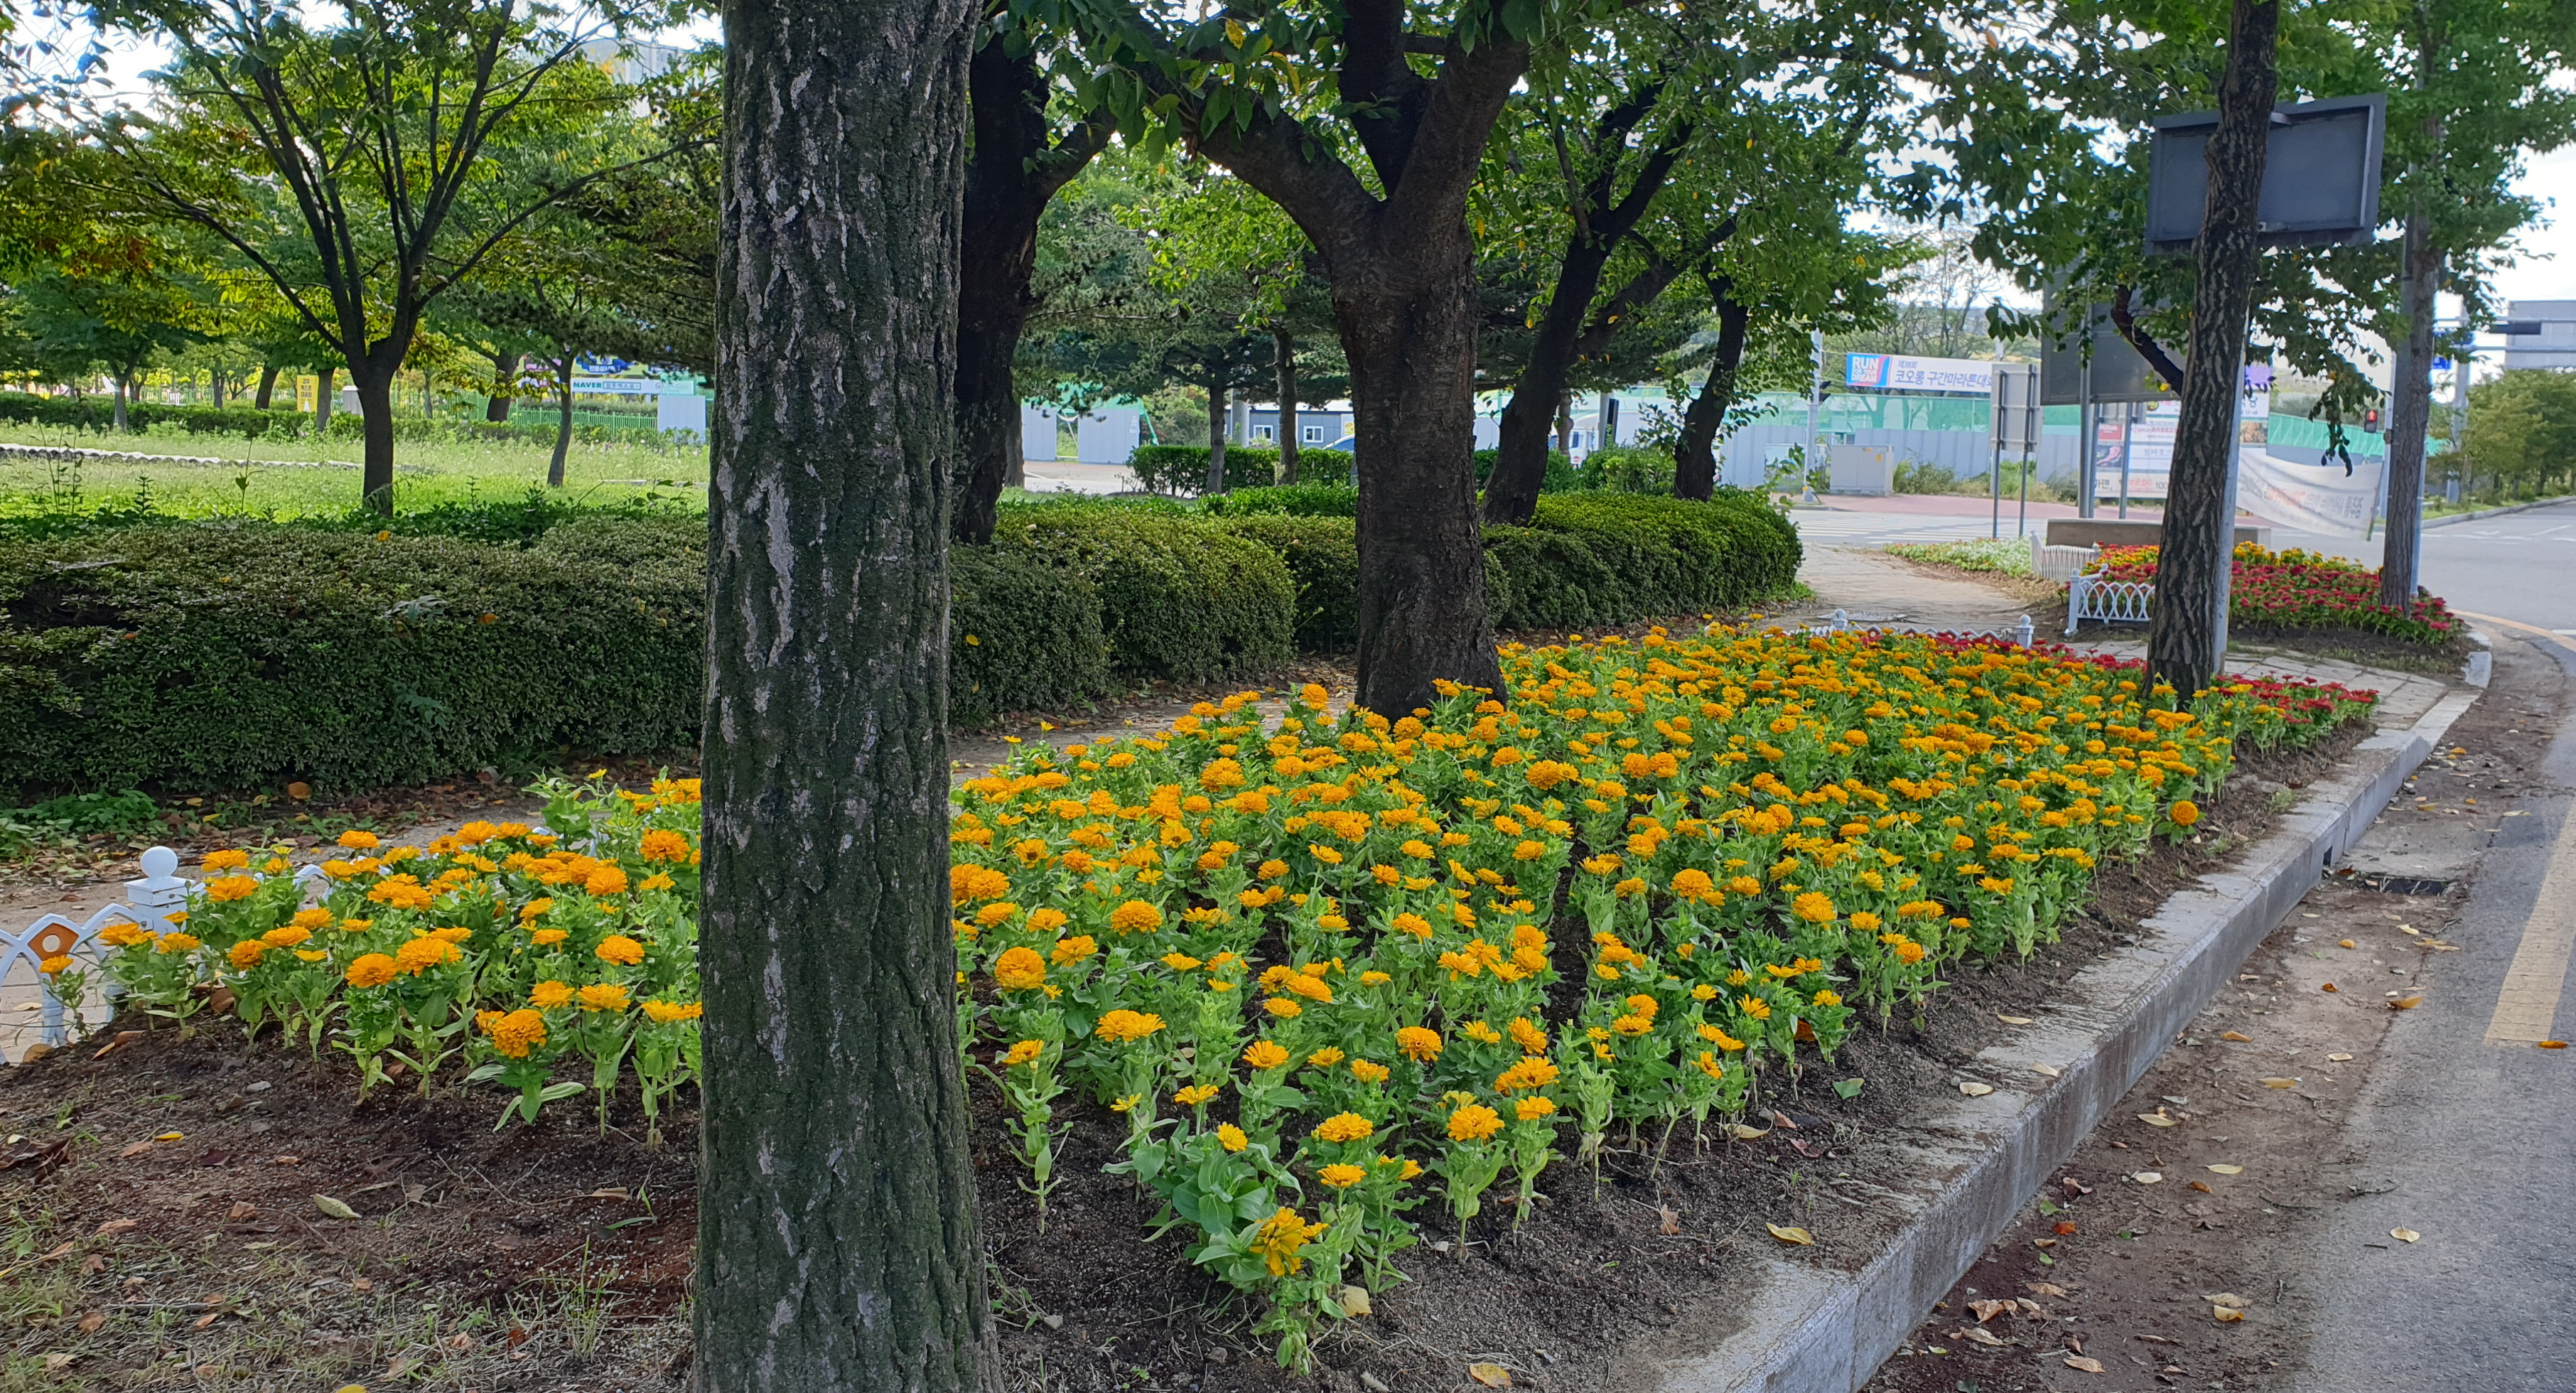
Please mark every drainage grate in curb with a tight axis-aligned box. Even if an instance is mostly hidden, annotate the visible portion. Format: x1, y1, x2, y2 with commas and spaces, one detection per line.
2339, 871, 2452, 896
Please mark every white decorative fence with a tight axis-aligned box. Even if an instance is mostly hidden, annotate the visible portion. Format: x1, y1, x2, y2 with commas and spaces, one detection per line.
2028, 535, 2099, 583
1, 847, 342, 1063
2065, 573, 2155, 637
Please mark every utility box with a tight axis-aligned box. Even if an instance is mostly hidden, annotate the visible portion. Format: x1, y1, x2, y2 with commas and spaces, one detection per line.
1828, 444, 1894, 495
1074, 407, 1142, 466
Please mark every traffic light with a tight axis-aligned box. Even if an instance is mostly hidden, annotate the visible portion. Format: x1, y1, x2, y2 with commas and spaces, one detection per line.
2364, 407, 2381, 433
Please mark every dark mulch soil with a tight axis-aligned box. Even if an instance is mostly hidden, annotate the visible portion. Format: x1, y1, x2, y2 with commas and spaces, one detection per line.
0, 714, 2377, 1393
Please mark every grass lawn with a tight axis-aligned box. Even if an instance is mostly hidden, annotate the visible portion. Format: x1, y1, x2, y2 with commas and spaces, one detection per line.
0, 422, 711, 518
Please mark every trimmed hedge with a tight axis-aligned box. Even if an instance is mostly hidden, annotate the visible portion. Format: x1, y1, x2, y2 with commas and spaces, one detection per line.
0, 524, 704, 791
0, 489, 1799, 791
0, 392, 302, 439
1203, 483, 1362, 518
1127, 444, 1354, 495
993, 505, 1295, 684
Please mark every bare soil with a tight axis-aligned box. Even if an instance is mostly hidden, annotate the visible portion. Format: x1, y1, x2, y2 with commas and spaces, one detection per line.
0, 711, 2376, 1392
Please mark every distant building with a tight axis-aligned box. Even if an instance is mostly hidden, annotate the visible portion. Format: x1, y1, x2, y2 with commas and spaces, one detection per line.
1244, 403, 1353, 448
2501, 301, 2576, 372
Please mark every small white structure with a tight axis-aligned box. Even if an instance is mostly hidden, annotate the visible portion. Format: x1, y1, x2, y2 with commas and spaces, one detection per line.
1021, 404, 1060, 461
655, 388, 707, 439
1827, 444, 1893, 495
1074, 405, 1143, 465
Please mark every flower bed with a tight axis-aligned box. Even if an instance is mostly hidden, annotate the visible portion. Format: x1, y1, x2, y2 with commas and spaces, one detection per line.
2089, 542, 2462, 647
83, 625, 2373, 1370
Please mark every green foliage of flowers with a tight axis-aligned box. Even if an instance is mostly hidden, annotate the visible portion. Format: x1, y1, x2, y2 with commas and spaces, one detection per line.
1885, 537, 2037, 576
2090, 542, 2462, 648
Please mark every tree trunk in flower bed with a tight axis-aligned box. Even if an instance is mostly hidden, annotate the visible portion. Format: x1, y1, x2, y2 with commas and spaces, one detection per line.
2148, 0, 2278, 694
698, 0, 991, 1386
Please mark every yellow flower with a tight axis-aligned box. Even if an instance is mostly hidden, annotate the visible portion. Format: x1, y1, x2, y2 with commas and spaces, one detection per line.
1174, 1083, 1222, 1107
1349, 1058, 1391, 1084
335, 830, 380, 851
576, 983, 632, 1013
1249, 1207, 1326, 1276
531, 927, 570, 946
1313, 1112, 1374, 1144
1318, 1163, 1367, 1189
345, 953, 398, 989
637, 829, 694, 863
1739, 996, 1772, 1021
1108, 1093, 1143, 1114
1514, 1095, 1558, 1122
1217, 1124, 1249, 1152
480, 1008, 549, 1058
1264, 997, 1303, 1018
1244, 1040, 1292, 1070
202, 849, 252, 871
643, 999, 704, 1023
226, 940, 266, 969
205, 875, 260, 903
1813, 989, 1843, 1007
531, 980, 576, 1009
2170, 799, 2202, 827
37, 954, 72, 975
594, 935, 646, 966
1160, 952, 1204, 971
1094, 1009, 1167, 1043
1396, 1026, 1443, 1062
1307, 1047, 1346, 1068
99, 922, 153, 949
1791, 891, 1836, 923
1494, 1057, 1560, 1093
1050, 935, 1099, 966
1000, 1038, 1044, 1067
1108, 900, 1163, 934
392, 936, 459, 975
1446, 1103, 1504, 1144
584, 866, 630, 896
260, 925, 311, 949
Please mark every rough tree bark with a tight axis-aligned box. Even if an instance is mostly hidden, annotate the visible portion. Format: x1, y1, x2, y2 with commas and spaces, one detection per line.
1672, 277, 1749, 500
952, 38, 1109, 544
111, 372, 132, 431
1482, 90, 1687, 525
2379, 213, 2440, 606
2147, 0, 2279, 694
1205, 380, 1232, 493
254, 364, 279, 409
1188, 0, 1523, 714
695, 0, 988, 1387
353, 370, 397, 507
314, 365, 335, 433
549, 351, 575, 488
487, 351, 520, 423
1274, 328, 1300, 483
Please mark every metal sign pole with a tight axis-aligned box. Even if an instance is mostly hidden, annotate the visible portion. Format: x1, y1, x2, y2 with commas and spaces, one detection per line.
2078, 355, 2097, 520
2118, 403, 2134, 520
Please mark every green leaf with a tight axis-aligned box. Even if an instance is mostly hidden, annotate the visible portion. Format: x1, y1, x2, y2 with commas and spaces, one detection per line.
1832, 1077, 1864, 1099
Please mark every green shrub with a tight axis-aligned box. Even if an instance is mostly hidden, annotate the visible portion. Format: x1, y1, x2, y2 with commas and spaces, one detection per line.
1203, 483, 1359, 518
1209, 514, 1360, 651
992, 505, 1295, 683
1128, 444, 1355, 495
0, 523, 705, 791
1471, 448, 1581, 492
0, 392, 301, 439
952, 544, 1114, 721
1487, 492, 1801, 630
1575, 446, 1676, 495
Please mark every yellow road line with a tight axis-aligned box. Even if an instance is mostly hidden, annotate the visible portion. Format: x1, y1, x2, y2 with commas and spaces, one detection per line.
2471, 611, 2576, 1044
2454, 611, 2576, 655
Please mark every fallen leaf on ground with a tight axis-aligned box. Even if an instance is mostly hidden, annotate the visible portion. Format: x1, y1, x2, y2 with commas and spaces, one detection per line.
2032, 1063, 2062, 1077
2189, 1181, 2214, 1193
1725, 1124, 1769, 1140
2213, 1306, 2246, 1323
2206, 1164, 2244, 1175
1467, 1362, 1512, 1387
2206, 1293, 2251, 1308
1336, 1286, 1371, 1317
2339, 939, 2356, 948
2260, 1077, 2300, 1090
1766, 1224, 1814, 1246
2139, 1113, 2177, 1127
153, 1131, 182, 1142
1960, 1327, 2009, 1348
2391, 1227, 2420, 1242
2026, 1282, 2070, 1297
2220, 1031, 2253, 1042
2329, 1052, 2355, 1061
312, 1195, 359, 1221
2054, 1221, 2079, 1235
2400, 925, 2420, 935
2391, 996, 2423, 1010
117, 1142, 152, 1159
92, 1031, 143, 1060
1998, 1014, 2035, 1024
2066, 1355, 2106, 1372
2061, 1177, 2093, 1195
2321, 984, 2339, 993
94, 1219, 136, 1236
1967, 1298, 2014, 1322
387, 1357, 422, 1378
76, 1312, 104, 1333
192, 1311, 220, 1330
2540, 1040, 2567, 1050
227, 1201, 257, 1220
43, 1355, 73, 1372
1767, 1110, 1799, 1130
1659, 1205, 1681, 1235
2133, 1172, 2162, 1185
587, 1187, 630, 1200
1959, 1082, 1995, 1097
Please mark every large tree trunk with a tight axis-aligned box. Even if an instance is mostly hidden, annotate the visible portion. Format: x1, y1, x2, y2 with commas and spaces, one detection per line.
1673, 281, 1750, 501
2379, 210, 2438, 606
487, 351, 520, 423
2146, 0, 2279, 694
1340, 242, 1507, 711
698, 0, 989, 1387
952, 39, 1106, 544
1204, 380, 1230, 493
1485, 239, 1613, 525
549, 352, 576, 488
352, 366, 399, 514
111, 372, 131, 431
210, 371, 226, 409
1275, 328, 1300, 483
254, 365, 279, 410
315, 366, 335, 434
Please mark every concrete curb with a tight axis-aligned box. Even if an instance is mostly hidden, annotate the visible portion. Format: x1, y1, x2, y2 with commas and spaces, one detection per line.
1655, 689, 2479, 1393
2422, 495, 2573, 528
